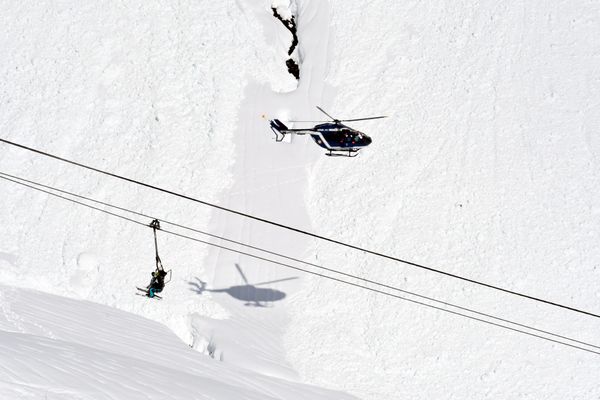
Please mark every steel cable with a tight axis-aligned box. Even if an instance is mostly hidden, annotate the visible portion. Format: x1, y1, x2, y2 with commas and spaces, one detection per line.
1, 171, 599, 356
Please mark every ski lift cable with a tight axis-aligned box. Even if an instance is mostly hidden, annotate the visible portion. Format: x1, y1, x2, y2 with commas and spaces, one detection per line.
0, 170, 320, 268
1, 138, 598, 320
160, 227, 600, 357
0, 170, 598, 351
0, 138, 597, 320
1, 173, 599, 356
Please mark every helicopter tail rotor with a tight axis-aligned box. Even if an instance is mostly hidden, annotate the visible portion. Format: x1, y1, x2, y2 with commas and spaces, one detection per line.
269, 119, 289, 142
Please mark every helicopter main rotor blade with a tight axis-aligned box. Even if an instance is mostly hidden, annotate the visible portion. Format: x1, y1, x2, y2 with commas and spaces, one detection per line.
253, 277, 299, 286
316, 106, 337, 121
234, 263, 250, 285
287, 120, 331, 123
340, 116, 388, 122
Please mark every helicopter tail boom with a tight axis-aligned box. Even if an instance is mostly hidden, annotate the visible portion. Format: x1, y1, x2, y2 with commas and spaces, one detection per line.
269, 119, 313, 142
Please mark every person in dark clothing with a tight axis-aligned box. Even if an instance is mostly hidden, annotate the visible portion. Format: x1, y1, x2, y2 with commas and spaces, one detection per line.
146, 265, 168, 298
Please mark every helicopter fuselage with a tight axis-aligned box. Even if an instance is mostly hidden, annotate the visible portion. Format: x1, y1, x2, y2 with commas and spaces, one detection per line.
270, 119, 372, 157
311, 123, 372, 152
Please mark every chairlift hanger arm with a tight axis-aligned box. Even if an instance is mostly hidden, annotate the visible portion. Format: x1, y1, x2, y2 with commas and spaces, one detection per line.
150, 219, 164, 271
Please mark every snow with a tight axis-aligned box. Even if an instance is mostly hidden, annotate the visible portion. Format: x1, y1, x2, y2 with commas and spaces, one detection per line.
0, 284, 355, 399
272, 0, 296, 21
286, 1, 600, 399
1, 0, 600, 399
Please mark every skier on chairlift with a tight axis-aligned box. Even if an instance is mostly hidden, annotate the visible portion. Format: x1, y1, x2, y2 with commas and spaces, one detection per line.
146, 263, 168, 298
137, 219, 171, 299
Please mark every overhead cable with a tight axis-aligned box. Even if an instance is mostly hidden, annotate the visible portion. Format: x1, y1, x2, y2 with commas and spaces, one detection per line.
0, 138, 597, 319
1, 171, 599, 356
1, 170, 597, 351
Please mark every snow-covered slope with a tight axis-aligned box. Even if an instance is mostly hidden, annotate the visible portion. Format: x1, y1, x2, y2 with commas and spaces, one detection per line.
1, 0, 600, 399
0, 284, 356, 399
0, 0, 304, 346
0, 0, 346, 397
286, 1, 600, 399
0, 0, 247, 337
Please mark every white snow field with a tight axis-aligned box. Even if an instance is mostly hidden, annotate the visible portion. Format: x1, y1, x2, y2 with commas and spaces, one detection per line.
287, 1, 600, 399
0, 284, 355, 399
1, 0, 600, 399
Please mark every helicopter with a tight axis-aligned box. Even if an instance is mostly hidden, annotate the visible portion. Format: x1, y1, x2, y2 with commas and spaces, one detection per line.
269, 106, 387, 157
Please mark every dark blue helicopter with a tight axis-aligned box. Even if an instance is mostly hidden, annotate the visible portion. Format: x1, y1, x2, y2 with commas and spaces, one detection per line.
269, 106, 387, 157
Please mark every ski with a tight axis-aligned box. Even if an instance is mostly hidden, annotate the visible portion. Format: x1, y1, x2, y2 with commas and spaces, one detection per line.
136, 287, 162, 300
135, 292, 162, 300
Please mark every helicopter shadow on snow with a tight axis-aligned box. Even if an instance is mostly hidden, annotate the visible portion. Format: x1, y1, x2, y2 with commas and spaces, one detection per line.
188, 263, 298, 307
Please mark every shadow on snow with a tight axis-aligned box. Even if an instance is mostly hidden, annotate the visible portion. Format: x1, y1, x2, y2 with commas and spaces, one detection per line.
188, 263, 298, 307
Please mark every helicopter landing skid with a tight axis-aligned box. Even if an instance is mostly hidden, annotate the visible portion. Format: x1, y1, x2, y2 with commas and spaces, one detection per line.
326, 149, 360, 157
